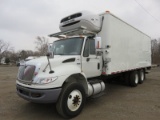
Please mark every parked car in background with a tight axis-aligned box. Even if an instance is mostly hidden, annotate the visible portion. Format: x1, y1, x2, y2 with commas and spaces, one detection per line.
16, 56, 37, 66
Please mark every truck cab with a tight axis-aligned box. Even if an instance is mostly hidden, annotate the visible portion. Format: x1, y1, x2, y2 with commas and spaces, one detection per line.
16, 26, 105, 118
51, 36, 101, 77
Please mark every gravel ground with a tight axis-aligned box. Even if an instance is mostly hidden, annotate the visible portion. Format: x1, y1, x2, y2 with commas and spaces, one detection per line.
0, 66, 160, 120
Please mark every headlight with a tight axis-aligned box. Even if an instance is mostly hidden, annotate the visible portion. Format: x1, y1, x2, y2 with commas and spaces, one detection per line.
34, 77, 58, 84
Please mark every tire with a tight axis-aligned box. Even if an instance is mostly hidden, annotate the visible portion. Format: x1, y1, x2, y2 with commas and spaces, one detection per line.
138, 69, 145, 84
129, 71, 139, 87
124, 72, 130, 86
56, 82, 86, 118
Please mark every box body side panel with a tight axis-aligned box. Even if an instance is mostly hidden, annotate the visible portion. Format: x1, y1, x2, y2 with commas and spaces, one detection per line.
98, 13, 151, 75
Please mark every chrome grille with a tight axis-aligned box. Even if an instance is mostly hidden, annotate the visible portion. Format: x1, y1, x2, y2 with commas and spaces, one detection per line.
18, 65, 35, 82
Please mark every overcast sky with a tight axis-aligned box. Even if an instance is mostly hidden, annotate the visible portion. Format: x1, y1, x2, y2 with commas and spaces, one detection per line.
0, 0, 160, 51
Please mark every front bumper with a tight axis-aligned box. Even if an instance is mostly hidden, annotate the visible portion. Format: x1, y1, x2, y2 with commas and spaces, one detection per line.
16, 84, 61, 103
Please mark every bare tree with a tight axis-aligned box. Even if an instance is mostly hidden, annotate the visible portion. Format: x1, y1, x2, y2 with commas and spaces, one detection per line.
9, 51, 19, 63
35, 36, 48, 55
0, 39, 14, 63
151, 39, 160, 64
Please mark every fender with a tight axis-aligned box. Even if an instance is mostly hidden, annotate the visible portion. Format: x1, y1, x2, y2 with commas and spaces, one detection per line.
53, 64, 88, 89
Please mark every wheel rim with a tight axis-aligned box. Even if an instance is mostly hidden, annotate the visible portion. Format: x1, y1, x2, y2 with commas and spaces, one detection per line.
67, 90, 82, 112
135, 74, 138, 84
141, 71, 144, 81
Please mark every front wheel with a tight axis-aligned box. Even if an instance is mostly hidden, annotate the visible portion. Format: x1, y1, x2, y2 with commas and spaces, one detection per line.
56, 82, 86, 118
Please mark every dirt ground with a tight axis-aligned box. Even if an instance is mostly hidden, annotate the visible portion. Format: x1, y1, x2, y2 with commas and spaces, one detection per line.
0, 66, 160, 120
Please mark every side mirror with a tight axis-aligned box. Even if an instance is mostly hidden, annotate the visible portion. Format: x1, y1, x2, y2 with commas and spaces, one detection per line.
95, 37, 102, 56
95, 37, 102, 49
48, 43, 53, 53
46, 52, 54, 58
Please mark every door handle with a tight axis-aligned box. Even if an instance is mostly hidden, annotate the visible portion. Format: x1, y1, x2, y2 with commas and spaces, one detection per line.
86, 58, 90, 62
97, 63, 100, 69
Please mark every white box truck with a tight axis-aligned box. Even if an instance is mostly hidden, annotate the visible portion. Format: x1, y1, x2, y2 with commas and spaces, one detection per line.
16, 11, 151, 118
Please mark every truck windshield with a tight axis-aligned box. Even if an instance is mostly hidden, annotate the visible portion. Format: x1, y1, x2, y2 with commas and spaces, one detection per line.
51, 37, 84, 55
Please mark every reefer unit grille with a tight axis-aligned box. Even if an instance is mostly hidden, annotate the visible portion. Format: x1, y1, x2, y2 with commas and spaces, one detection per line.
60, 13, 82, 23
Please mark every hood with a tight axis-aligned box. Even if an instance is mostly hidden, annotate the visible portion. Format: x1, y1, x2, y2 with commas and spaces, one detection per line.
25, 55, 80, 69
17, 55, 82, 87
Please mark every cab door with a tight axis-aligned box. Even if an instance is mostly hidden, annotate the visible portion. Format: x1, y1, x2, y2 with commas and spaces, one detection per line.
81, 38, 101, 78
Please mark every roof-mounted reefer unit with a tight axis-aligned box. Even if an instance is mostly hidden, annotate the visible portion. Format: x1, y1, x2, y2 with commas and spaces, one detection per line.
59, 11, 101, 32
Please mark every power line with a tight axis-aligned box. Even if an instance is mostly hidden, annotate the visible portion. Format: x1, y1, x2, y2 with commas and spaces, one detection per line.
134, 0, 160, 24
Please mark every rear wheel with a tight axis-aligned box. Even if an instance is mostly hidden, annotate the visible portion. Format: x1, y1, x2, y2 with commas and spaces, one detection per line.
124, 72, 130, 86
56, 82, 86, 118
129, 71, 139, 87
138, 69, 145, 84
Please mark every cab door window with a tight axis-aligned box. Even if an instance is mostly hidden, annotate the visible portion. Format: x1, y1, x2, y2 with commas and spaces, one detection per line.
83, 38, 95, 57
89, 39, 96, 55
